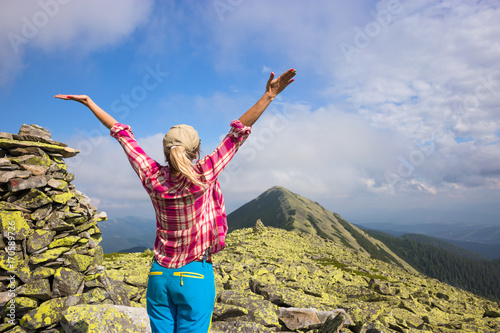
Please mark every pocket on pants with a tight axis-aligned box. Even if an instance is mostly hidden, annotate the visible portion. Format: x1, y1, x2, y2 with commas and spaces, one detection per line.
173, 271, 204, 286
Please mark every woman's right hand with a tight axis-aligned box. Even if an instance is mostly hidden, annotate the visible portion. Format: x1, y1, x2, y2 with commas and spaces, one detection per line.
54, 94, 90, 105
265, 69, 296, 99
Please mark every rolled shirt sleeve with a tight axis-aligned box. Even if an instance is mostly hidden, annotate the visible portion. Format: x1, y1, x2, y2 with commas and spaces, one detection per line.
110, 123, 160, 188
196, 120, 251, 184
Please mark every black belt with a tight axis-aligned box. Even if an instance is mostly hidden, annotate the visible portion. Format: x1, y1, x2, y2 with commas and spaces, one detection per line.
193, 248, 211, 263
193, 257, 212, 263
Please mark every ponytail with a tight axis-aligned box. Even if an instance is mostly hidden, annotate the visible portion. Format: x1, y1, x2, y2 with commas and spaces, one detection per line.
166, 146, 203, 187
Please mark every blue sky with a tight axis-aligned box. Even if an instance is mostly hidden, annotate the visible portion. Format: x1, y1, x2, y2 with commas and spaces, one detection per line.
1, 0, 499, 226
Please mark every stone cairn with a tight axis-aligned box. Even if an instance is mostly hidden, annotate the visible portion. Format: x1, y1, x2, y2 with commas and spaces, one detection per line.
0, 125, 130, 333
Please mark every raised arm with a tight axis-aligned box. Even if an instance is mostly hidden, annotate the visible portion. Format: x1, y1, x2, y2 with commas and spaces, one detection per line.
239, 68, 296, 127
54, 94, 118, 129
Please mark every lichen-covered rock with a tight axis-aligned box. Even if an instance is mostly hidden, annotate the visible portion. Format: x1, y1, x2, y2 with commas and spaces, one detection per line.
16, 279, 51, 301
64, 253, 93, 272
31, 267, 56, 279
30, 246, 71, 265
19, 295, 82, 330
0, 125, 117, 332
27, 229, 56, 253
219, 290, 280, 328
213, 303, 249, 322
9, 153, 52, 176
60, 304, 150, 333
1, 210, 31, 240
51, 191, 74, 205
211, 321, 275, 333
52, 267, 84, 297
14, 188, 53, 209
0, 138, 79, 158
48, 235, 81, 248
5, 296, 38, 313
47, 179, 68, 191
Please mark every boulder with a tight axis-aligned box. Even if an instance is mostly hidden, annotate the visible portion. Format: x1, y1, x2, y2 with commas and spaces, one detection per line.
52, 267, 85, 297
60, 304, 151, 333
18, 124, 51, 140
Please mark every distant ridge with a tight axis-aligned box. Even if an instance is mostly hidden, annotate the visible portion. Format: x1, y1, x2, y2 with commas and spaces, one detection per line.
227, 186, 415, 272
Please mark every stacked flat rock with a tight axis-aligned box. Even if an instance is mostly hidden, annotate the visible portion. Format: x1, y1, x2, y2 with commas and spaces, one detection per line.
0, 124, 129, 333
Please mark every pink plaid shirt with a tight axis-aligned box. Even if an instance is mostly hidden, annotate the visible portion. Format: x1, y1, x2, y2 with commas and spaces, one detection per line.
110, 120, 251, 268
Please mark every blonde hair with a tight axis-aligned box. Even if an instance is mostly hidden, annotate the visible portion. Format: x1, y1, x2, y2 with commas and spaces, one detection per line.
165, 145, 203, 187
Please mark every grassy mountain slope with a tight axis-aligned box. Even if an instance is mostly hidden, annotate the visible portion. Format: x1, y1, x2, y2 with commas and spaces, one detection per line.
364, 229, 500, 301
227, 186, 415, 273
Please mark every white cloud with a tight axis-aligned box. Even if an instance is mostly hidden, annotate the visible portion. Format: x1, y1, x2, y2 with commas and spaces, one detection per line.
0, 0, 154, 85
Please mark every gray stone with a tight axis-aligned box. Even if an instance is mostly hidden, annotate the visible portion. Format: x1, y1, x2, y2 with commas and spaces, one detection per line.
18, 124, 51, 140
0, 132, 14, 140
8, 147, 46, 156
31, 204, 53, 221
0, 157, 11, 166
46, 217, 73, 232
0, 170, 32, 183
8, 175, 48, 192
278, 307, 321, 330
47, 179, 68, 191
318, 313, 347, 333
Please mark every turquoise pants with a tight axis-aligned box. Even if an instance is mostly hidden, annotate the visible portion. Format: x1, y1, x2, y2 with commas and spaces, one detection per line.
146, 259, 216, 333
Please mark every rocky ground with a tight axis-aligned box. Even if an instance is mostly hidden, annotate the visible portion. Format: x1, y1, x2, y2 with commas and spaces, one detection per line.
101, 224, 500, 332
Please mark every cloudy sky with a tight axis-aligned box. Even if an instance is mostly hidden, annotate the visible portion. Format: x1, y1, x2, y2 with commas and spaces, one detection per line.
1, 0, 499, 226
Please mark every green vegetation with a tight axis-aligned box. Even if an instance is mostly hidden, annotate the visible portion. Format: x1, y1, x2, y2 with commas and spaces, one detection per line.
365, 229, 500, 301
334, 214, 404, 268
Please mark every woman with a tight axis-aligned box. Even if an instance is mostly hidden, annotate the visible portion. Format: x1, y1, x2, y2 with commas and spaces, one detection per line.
55, 68, 296, 332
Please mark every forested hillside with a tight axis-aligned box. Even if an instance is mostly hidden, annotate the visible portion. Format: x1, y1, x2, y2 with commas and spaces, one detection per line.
365, 230, 500, 301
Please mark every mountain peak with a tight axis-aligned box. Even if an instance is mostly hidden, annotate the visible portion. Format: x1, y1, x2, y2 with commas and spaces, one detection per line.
228, 186, 415, 272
